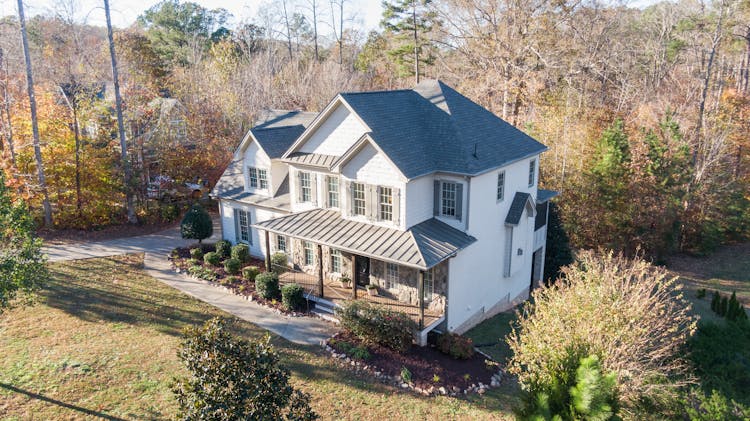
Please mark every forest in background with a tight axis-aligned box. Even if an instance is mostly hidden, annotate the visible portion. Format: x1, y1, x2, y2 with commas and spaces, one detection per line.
0, 0, 748, 259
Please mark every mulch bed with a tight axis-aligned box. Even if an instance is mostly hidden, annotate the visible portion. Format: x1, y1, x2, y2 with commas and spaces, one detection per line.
326, 331, 503, 396
171, 244, 315, 317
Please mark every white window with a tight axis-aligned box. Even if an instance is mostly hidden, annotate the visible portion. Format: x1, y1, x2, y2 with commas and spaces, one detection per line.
441, 182, 457, 217
248, 167, 268, 190
331, 249, 342, 273
300, 172, 312, 202
235, 209, 251, 245
497, 171, 505, 201
352, 182, 366, 216
328, 176, 339, 208
379, 187, 393, 221
276, 235, 286, 253
258, 169, 268, 189
386, 263, 399, 289
304, 241, 314, 266
423, 269, 434, 302
528, 159, 536, 187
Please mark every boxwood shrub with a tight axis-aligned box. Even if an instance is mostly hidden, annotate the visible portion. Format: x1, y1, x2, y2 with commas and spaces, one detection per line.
336, 301, 416, 353
281, 283, 305, 311
270, 252, 288, 274
215, 240, 232, 258
189, 247, 203, 260
436, 332, 475, 359
231, 244, 250, 263
255, 272, 280, 300
203, 252, 221, 267
223, 258, 242, 275
242, 266, 261, 282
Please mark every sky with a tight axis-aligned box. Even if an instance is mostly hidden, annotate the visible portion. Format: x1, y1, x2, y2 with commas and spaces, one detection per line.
1, 0, 385, 32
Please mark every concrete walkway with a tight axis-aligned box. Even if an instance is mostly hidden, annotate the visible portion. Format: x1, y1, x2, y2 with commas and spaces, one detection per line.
44, 220, 334, 346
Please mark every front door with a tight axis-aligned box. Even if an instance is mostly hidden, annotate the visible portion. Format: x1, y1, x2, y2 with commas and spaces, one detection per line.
355, 256, 370, 286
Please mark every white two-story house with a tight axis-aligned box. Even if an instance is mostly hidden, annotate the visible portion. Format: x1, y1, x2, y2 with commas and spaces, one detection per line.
212, 80, 557, 343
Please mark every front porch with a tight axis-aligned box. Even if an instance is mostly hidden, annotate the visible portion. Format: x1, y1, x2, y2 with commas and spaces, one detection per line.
278, 269, 444, 327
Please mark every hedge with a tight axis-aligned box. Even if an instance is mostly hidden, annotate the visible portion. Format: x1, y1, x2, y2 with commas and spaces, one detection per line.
255, 272, 280, 300
281, 283, 305, 311
215, 240, 232, 258
224, 258, 242, 275
203, 252, 221, 267
242, 266, 261, 282
231, 244, 250, 263
336, 301, 416, 353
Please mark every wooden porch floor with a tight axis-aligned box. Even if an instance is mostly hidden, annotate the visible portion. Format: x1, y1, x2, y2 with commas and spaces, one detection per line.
279, 270, 443, 327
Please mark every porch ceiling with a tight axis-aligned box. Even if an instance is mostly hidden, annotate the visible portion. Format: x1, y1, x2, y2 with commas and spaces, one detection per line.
253, 208, 476, 270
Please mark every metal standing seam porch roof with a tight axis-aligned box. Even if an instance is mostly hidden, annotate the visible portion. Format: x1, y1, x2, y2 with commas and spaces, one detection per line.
253, 208, 477, 270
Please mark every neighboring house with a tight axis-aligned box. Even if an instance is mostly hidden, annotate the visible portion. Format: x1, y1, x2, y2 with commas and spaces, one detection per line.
212, 80, 557, 344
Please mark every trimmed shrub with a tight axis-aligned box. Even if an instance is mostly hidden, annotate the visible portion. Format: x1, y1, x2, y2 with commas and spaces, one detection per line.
271, 252, 288, 273
215, 240, 232, 258
221, 276, 240, 286
242, 266, 261, 282
336, 301, 417, 353
231, 244, 250, 263
189, 247, 203, 260
256, 272, 280, 300
436, 333, 475, 360
180, 204, 213, 243
224, 258, 242, 275
188, 265, 217, 282
281, 283, 305, 311
203, 252, 221, 267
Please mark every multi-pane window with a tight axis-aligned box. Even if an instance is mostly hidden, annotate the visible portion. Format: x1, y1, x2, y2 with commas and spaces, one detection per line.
304, 241, 314, 266
300, 171, 312, 202
528, 159, 536, 187
497, 171, 505, 201
441, 182, 457, 217
258, 169, 268, 189
328, 176, 339, 208
235, 209, 251, 244
352, 182, 366, 216
331, 249, 342, 273
423, 269, 434, 302
276, 235, 286, 253
386, 263, 399, 289
379, 187, 393, 221
248, 167, 268, 190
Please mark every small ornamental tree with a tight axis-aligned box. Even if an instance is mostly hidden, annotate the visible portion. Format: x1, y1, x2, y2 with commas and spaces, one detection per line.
0, 171, 47, 312
172, 318, 317, 420
180, 204, 212, 244
543, 202, 574, 285
508, 251, 696, 418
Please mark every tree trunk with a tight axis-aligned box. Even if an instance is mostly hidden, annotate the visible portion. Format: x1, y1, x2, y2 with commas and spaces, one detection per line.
282, 0, 293, 60
104, 0, 137, 224
413, 0, 420, 84
0, 47, 15, 165
311, 0, 319, 61
18, 0, 53, 227
73, 106, 82, 217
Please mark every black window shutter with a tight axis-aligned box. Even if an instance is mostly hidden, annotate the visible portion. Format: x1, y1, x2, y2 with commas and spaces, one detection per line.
456, 183, 463, 220
433, 180, 440, 216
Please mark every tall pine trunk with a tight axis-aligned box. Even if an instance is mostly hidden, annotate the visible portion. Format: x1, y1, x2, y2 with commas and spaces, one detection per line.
104, 0, 137, 224
17, 0, 52, 227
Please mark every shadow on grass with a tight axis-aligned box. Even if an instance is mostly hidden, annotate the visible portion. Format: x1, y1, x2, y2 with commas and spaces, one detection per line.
43, 256, 223, 337
0, 383, 128, 421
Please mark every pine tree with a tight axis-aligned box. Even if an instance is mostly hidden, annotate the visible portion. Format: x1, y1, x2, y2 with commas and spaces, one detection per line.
543, 202, 574, 285
720, 296, 729, 317
381, 0, 438, 82
711, 290, 720, 313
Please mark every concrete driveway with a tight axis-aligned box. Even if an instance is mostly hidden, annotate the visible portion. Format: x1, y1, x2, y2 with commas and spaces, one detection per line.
43, 219, 334, 346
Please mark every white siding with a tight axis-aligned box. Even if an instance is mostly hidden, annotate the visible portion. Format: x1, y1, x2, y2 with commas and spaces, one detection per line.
341, 143, 404, 187
298, 104, 367, 156
405, 175, 434, 228
445, 156, 540, 332
220, 200, 288, 258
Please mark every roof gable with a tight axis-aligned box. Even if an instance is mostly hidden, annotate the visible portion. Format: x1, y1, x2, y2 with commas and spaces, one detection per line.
505, 192, 536, 226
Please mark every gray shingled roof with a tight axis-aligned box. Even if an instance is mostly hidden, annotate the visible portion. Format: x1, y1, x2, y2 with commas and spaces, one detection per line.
505, 192, 533, 225
254, 109, 318, 130
536, 189, 559, 203
253, 208, 476, 269
253, 126, 308, 159
335, 80, 548, 179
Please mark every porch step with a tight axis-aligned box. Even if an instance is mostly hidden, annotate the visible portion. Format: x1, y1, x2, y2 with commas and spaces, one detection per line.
311, 306, 339, 323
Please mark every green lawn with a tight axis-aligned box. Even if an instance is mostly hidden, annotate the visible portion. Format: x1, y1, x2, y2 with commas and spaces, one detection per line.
464, 311, 519, 365
0, 255, 515, 420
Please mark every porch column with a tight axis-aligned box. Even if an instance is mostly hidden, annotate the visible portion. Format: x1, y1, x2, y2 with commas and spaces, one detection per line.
317, 244, 324, 298
351, 254, 357, 299
264, 230, 271, 272
418, 270, 425, 330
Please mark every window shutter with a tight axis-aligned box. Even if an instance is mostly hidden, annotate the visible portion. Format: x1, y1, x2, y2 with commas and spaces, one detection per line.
367, 185, 377, 221
323, 175, 330, 208
233, 208, 240, 243
392, 187, 401, 225
296, 171, 303, 202
310, 173, 318, 205
433, 180, 440, 216
344, 180, 352, 217
247, 211, 253, 245
455, 183, 463, 221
